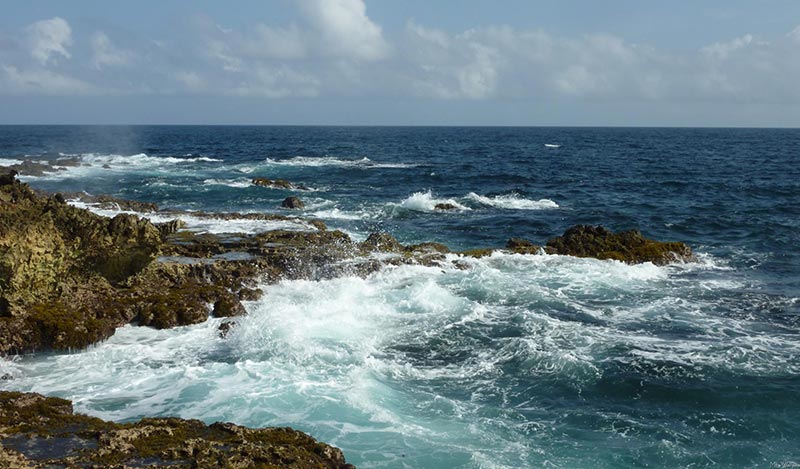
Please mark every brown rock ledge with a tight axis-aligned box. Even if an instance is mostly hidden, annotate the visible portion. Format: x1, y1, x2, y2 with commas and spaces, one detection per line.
0, 391, 354, 468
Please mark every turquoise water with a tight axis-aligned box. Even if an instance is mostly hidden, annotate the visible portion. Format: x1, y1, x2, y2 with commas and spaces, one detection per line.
1, 126, 799, 467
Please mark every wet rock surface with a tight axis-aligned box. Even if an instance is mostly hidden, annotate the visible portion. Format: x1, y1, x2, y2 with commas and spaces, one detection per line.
282, 196, 305, 209
0, 391, 354, 468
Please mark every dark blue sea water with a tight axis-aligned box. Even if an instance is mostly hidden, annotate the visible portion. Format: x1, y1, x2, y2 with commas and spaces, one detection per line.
1, 126, 799, 468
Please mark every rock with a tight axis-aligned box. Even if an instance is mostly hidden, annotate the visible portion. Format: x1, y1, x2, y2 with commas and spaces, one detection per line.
212, 291, 247, 317
0, 170, 17, 186
434, 203, 458, 211
218, 320, 236, 338
459, 248, 495, 258
155, 219, 185, 238
361, 232, 404, 253
282, 196, 305, 209
238, 287, 263, 301
0, 391, 354, 468
506, 238, 540, 254
407, 242, 450, 254
8, 160, 54, 177
253, 177, 309, 191
55, 157, 81, 167
545, 225, 695, 265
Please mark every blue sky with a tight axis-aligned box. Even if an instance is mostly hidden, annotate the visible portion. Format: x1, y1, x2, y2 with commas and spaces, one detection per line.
1, 1, 799, 126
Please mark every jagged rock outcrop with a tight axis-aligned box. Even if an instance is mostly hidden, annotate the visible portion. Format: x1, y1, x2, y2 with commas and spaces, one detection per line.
544, 225, 695, 265
0, 391, 354, 468
0, 174, 263, 354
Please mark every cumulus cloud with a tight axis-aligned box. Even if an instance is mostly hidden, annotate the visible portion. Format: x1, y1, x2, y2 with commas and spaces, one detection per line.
1, 11, 799, 109
26, 17, 72, 65
90, 32, 134, 69
405, 22, 502, 99
298, 0, 389, 60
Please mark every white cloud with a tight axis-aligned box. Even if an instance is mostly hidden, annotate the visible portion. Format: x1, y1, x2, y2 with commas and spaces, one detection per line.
3, 12, 800, 108
1, 65, 95, 95
26, 17, 72, 65
701, 34, 755, 60
787, 25, 800, 43
91, 32, 133, 69
298, 0, 389, 61
173, 71, 205, 91
246, 23, 308, 60
205, 38, 242, 72
405, 22, 502, 99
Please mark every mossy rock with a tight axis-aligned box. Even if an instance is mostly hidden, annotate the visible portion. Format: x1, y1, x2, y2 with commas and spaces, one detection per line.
361, 232, 403, 253
0, 391, 354, 468
546, 225, 694, 265
27, 301, 115, 351
459, 248, 495, 258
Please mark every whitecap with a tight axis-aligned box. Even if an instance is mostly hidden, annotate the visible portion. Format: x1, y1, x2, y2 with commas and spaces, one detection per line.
265, 156, 413, 169
465, 192, 559, 210
394, 190, 470, 212
202, 178, 253, 188
67, 200, 317, 234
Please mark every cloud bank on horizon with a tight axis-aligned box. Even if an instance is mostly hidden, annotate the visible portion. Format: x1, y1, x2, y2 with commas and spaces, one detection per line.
1, 0, 799, 125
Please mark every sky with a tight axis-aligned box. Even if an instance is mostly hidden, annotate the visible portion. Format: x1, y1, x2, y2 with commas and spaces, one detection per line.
1, 0, 799, 126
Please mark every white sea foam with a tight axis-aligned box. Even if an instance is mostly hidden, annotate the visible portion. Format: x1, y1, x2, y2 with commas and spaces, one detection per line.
202, 178, 253, 188
81, 153, 223, 166
67, 200, 317, 234
0, 158, 23, 167
265, 156, 413, 169
311, 208, 365, 220
395, 190, 470, 212
465, 192, 559, 210
14, 152, 223, 180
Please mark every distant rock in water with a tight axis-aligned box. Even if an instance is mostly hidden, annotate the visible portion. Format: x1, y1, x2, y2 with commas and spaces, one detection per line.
282, 196, 305, 209
434, 203, 458, 211
253, 177, 309, 191
545, 225, 694, 265
0, 391, 354, 468
506, 237, 541, 255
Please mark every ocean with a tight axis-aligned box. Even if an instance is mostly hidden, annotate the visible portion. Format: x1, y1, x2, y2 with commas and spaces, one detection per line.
1, 125, 799, 468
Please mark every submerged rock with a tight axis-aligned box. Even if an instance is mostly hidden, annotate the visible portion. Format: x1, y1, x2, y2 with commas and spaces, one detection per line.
545, 225, 695, 265
0, 391, 354, 468
282, 196, 305, 209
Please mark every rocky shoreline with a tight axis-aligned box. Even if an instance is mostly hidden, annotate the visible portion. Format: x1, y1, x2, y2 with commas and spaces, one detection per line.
0, 170, 694, 467
0, 391, 353, 468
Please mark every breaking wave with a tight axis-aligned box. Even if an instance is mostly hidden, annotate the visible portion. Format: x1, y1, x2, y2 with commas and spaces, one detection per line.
265, 156, 414, 169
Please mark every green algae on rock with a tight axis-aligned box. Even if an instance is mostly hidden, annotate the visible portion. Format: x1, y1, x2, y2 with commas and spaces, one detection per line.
0, 391, 354, 468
